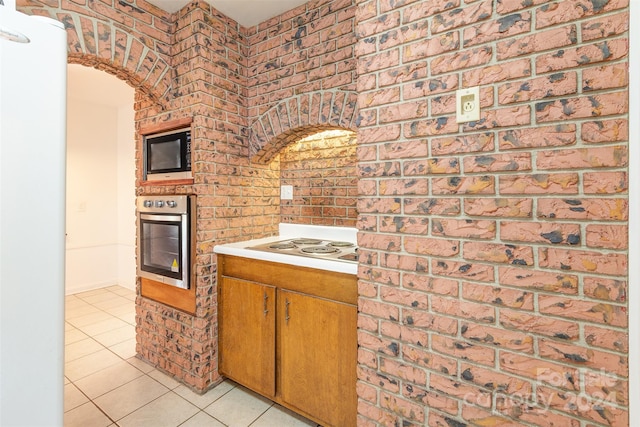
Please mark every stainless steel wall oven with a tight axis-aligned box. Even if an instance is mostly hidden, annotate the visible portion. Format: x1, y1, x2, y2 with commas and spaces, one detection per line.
136, 195, 194, 289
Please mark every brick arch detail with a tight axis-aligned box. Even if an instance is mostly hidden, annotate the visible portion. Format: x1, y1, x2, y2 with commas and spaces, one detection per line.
249, 90, 358, 163
57, 13, 173, 108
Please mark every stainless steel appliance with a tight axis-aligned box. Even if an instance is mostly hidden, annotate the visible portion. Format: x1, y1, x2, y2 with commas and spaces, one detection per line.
137, 195, 194, 289
143, 127, 191, 181
247, 238, 358, 263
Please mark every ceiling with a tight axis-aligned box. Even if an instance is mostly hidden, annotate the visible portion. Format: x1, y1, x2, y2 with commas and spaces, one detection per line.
146, 0, 309, 27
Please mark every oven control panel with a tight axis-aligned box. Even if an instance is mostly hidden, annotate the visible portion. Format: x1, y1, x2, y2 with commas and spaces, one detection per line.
137, 195, 189, 214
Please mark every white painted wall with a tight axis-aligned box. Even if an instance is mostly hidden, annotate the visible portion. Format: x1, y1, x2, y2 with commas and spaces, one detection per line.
66, 65, 135, 294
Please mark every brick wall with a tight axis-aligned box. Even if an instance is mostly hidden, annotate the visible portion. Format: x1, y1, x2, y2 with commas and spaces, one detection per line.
19, 0, 633, 424
355, 0, 630, 426
280, 130, 358, 226
18, 0, 358, 393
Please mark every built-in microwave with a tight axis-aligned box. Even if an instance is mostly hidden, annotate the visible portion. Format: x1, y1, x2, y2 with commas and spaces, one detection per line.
143, 127, 191, 181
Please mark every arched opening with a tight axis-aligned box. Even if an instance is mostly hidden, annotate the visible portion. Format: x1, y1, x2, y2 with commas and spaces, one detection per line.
278, 129, 357, 227
65, 64, 136, 295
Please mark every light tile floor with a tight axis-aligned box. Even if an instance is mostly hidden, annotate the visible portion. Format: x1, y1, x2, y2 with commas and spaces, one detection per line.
65, 285, 318, 427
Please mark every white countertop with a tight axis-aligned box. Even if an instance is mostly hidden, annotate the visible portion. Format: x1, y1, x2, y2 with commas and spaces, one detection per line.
213, 224, 358, 275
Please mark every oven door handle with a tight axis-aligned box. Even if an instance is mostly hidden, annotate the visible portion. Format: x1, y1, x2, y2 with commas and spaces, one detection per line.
139, 213, 184, 222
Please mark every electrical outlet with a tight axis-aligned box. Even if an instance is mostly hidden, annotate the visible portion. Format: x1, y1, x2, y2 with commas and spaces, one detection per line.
456, 86, 480, 123
281, 185, 293, 200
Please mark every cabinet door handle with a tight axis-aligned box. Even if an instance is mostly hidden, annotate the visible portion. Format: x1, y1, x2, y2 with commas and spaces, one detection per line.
263, 292, 268, 316
285, 298, 290, 324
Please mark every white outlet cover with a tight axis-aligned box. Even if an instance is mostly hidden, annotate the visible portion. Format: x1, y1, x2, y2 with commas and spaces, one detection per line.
281, 185, 293, 200
456, 86, 481, 123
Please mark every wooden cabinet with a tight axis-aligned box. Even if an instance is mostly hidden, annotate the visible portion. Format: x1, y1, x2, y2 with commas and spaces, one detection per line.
278, 290, 357, 427
218, 277, 276, 397
217, 255, 357, 427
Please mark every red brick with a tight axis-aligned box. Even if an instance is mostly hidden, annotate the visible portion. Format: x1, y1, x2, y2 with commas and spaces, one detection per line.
463, 58, 532, 86
432, 176, 494, 195
404, 117, 459, 138
496, 25, 577, 60
402, 274, 459, 297
358, 161, 401, 178
583, 369, 629, 406
536, 39, 628, 74
537, 198, 628, 221
498, 72, 578, 105
583, 171, 627, 194
585, 224, 628, 249
403, 75, 459, 99
359, 365, 401, 394
464, 241, 534, 266
583, 63, 628, 92
464, 198, 532, 218
464, 105, 531, 130
432, 296, 496, 324
379, 391, 426, 422
463, 12, 531, 46
404, 236, 459, 257
499, 124, 576, 150
359, 298, 400, 321
463, 153, 531, 173
402, 309, 458, 335
500, 221, 581, 246
535, 92, 628, 123
540, 339, 627, 376
462, 281, 533, 310
402, 383, 459, 415
499, 266, 579, 295
380, 321, 429, 348
539, 247, 627, 276
432, 218, 496, 239
431, 46, 493, 75
380, 216, 429, 234
432, 132, 494, 155
432, 335, 495, 367
500, 173, 579, 194
405, 157, 461, 175
581, 11, 629, 41
404, 198, 461, 216
431, 0, 493, 33
583, 276, 627, 303
500, 351, 580, 391
402, 345, 458, 376
539, 295, 627, 327
398, 0, 461, 22
402, 31, 459, 62
379, 178, 429, 196
500, 308, 580, 341
581, 119, 629, 143
462, 322, 533, 353
537, 385, 628, 426
430, 371, 494, 406
536, 0, 628, 29
379, 140, 428, 160
584, 325, 628, 353
536, 146, 629, 170
431, 259, 495, 282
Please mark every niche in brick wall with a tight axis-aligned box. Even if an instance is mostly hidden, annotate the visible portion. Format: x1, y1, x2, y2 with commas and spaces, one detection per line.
278, 130, 357, 227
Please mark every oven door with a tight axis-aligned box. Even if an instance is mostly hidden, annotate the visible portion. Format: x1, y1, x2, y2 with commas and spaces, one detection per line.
138, 212, 189, 289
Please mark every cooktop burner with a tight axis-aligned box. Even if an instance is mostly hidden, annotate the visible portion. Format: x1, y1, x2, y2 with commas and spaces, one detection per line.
328, 241, 354, 248
247, 237, 358, 263
292, 238, 323, 245
301, 246, 340, 254
269, 242, 296, 249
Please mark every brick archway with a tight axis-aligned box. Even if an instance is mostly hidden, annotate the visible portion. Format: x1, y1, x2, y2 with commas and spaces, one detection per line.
249, 89, 358, 163
54, 13, 173, 107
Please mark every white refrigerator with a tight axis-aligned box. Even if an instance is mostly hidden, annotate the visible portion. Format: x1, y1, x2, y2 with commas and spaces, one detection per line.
0, 3, 67, 426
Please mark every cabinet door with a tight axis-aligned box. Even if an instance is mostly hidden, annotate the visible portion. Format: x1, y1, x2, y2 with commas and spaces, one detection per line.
219, 276, 276, 397
278, 290, 357, 427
